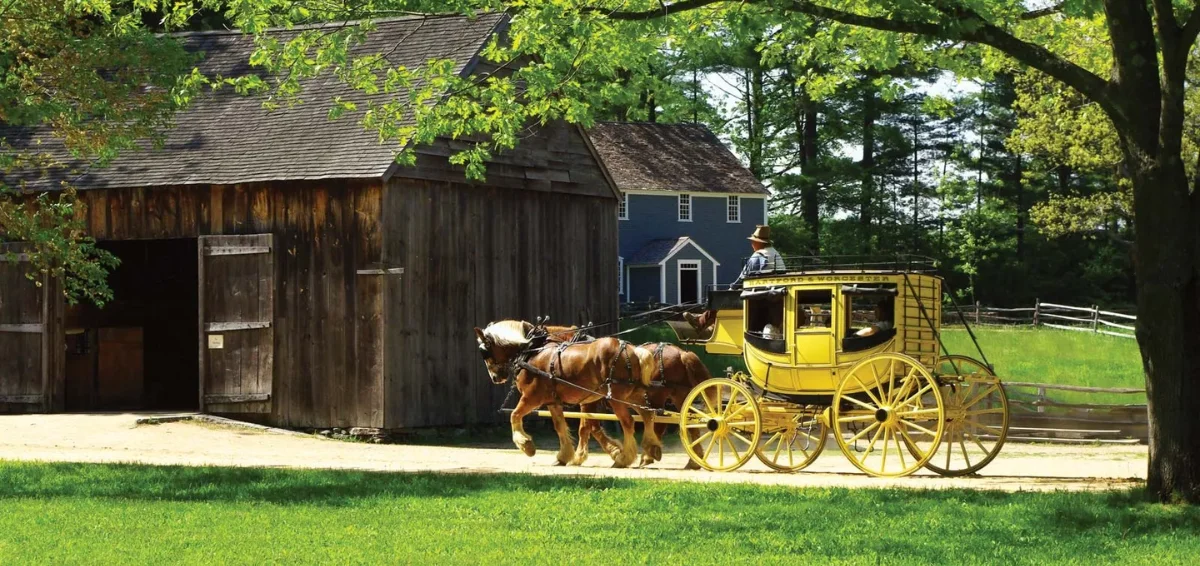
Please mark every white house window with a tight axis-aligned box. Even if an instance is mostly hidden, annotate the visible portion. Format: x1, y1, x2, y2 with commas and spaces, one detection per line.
727, 195, 741, 222
678, 193, 692, 222
618, 193, 628, 220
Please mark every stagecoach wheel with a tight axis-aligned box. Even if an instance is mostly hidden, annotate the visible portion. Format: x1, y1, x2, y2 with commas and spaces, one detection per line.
832, 353, 945, 478
754, 407, 827, 472
679, 378, 762, 472
912, 355, 1010, 477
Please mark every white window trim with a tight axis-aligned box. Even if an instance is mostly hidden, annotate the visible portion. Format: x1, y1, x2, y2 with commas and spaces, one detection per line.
619, 257, 625, 295
763, 198, 769, 224
727, 195, 741, 223
618, 193, 629, 220
677, 260, 702, 305
677, 193, 692, 222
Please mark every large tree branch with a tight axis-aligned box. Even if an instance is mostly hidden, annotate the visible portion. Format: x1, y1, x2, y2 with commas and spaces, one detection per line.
1020, 3, 1063, 21
1182, 4, 1200, 48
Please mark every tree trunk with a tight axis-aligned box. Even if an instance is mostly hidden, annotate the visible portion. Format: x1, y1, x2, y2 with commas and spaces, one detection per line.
1130, 154, 1200, 502
860, 85, 876, 253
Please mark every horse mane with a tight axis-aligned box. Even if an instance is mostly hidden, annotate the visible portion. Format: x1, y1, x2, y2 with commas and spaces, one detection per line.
483, 320, 534, 348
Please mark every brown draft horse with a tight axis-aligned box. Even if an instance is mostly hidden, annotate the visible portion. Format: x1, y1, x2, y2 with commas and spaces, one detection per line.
576, 342, 711, 469
475, 321, 662, 468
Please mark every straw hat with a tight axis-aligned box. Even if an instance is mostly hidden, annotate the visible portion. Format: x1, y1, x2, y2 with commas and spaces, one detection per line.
747, 225, 772, 244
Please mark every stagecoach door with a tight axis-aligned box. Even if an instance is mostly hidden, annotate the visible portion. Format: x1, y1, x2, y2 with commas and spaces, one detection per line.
792, 288, 833, 365
197, 235, 274, 414
0, 244, 61, 412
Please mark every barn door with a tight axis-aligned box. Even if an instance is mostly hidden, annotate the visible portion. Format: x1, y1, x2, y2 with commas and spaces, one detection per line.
198, 235, 274, 413
0, 244, 57, 411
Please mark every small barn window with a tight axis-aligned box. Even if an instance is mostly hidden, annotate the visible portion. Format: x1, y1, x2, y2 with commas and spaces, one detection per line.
618, 193, 628, 220
678, 193, 692, 222
727, 195, 740, 222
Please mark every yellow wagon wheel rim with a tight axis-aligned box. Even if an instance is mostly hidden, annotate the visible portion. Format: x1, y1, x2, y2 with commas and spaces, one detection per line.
754, 408, 827, 472
679, 378, 762, 472
914, 355, 1010, 477
832, 353, 945, 478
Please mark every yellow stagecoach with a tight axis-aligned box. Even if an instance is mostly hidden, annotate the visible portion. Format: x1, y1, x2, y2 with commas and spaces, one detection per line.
666, 256, 1010, 477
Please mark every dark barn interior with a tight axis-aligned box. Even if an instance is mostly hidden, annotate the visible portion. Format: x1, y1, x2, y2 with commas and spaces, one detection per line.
65, 239, 199, 411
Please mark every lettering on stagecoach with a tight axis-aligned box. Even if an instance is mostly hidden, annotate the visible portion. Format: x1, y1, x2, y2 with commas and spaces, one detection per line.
748, 275, 894, 286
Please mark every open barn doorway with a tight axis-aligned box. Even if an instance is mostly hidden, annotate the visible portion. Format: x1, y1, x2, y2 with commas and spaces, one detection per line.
64, 239, 199, 411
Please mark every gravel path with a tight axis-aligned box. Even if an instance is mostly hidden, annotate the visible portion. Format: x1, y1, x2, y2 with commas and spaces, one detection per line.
0, 413, 1145, 492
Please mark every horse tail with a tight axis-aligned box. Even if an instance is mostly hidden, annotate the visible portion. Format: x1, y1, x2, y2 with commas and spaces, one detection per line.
680, 349, 712, 388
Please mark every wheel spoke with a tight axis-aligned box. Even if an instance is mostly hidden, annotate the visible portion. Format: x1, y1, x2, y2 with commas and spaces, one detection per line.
967, 430, 990, 455
893, 428, 908, 470
838, 412, 878, 423
725, 437, 742, 461
690, 430, 714, 448
843, 395, 878, 411
901, 419, 939, 438
718, 435, 725, 467
848, 421, 880, 444
704, 433, 717, 461
853, 374, 884, 406
729, 429, 754, 450
959, 438, 972, 469
862, 424, 885, 462
880, 427, 891, 472
960, 384, 999, 410
699, 390, 716, 415
964, 420, 1004, 437
895, 381, 934, 409
770, 433, 785, 463
943, 433, 952, 468
896, 407, 941, 418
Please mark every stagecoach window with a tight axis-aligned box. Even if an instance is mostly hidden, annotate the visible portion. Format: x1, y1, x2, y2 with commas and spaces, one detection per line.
846, 285, 898, 335
745, 294, 784, 337
796, 290, 833, 329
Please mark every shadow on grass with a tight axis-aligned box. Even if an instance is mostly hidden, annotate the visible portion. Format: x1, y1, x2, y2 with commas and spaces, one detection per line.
0, 461, 637, 506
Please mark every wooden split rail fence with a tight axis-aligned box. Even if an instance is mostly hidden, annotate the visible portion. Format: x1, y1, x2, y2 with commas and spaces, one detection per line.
1001, 382, 1147, 444
941, 300, 1145, 443
946, 300, 1136, 339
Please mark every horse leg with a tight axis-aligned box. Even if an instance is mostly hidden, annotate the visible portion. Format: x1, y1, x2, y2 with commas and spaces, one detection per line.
636, 408, 663, 468
510, 396, 539, 457
609, 403, 638, 468
547, 404, 575, 466
680, 426, 703, 470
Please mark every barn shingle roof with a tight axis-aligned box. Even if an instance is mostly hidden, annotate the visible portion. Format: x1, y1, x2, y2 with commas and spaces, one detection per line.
0, 13, 506, 190
586, 122, 768, 195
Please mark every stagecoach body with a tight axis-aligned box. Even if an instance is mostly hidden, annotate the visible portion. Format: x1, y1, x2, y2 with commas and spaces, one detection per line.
701, 271, 943, 396
661, 257, 1010, 477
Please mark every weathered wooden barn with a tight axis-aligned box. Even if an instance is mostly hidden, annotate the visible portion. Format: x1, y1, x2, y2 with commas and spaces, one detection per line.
0, 14, 619, 429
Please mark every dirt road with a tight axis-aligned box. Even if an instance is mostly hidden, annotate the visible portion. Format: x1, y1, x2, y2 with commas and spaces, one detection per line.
0, 413, 1145, 492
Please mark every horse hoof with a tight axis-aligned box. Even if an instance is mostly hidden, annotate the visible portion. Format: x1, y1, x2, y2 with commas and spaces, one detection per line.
570, 452, 588, 466
554, 459, 567, 466
638, 455, 654, 468
649, 445, 663, 462
684, 461, 701, 471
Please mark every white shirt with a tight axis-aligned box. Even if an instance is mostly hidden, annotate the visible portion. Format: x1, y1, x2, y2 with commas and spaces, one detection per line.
762, 324, 783, 340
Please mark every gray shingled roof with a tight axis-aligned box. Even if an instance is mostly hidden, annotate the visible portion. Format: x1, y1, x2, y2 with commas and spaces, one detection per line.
587, 122, 768, 195
0, 13, 506, 190
627, 237, 689, 266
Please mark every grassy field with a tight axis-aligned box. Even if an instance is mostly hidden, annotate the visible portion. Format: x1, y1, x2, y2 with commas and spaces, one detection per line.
620, 323, 1144, 403
0, 461, 1195, 565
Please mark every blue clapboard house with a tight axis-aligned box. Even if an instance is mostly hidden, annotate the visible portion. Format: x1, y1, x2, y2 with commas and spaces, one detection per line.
588, 122, 770, 305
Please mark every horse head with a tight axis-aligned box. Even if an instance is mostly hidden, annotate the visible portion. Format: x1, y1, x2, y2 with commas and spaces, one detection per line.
474, 320, 535, 384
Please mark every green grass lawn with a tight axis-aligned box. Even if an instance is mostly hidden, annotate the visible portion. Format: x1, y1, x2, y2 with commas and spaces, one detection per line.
0, 462, 1193, 565
619, 322, 1144, 404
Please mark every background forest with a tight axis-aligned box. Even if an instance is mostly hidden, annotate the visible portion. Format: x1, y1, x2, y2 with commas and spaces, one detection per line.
587, 16, 1134, 310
